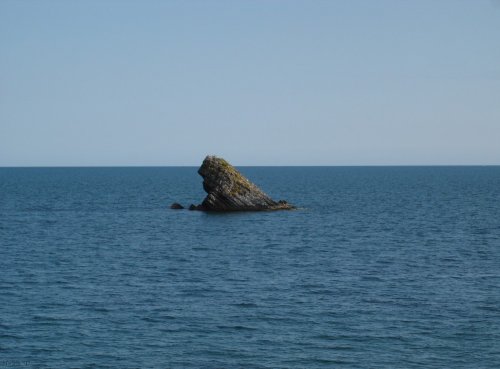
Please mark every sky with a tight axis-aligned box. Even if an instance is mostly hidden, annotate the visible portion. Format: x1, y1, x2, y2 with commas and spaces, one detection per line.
1, 0, 499, 166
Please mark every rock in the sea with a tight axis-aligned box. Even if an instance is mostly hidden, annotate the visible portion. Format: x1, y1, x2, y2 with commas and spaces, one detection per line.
191, 155, 295, 211
170, 202, 184, 209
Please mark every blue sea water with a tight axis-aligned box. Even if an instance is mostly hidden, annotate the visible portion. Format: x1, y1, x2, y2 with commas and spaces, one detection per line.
1, 166, 500, 368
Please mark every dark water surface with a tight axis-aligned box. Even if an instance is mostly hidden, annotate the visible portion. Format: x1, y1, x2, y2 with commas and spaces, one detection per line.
1, 167, 500, 368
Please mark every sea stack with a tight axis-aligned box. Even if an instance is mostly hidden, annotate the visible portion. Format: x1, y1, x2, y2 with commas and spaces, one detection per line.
191, 155, 295, 211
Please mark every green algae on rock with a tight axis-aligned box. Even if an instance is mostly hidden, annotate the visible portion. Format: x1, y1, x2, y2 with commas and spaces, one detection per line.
191, 155, 295, 211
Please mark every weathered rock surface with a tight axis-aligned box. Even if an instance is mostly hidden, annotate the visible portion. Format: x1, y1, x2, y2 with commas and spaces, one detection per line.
192, 155, 295, 211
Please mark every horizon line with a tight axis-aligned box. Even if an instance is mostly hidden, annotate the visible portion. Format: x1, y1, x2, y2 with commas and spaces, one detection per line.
1, 164, 499, 168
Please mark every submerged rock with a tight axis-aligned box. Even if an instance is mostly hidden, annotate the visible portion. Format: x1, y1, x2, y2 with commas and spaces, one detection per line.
170, 202, 184, 209
192, 155, 295, 211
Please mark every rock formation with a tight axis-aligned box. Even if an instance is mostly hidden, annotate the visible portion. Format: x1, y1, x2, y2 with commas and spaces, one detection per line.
170, 202, 184, 209
189, 155, 295, 211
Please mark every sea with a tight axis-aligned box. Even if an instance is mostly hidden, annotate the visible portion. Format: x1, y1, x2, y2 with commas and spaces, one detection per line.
1, 166, 499, 368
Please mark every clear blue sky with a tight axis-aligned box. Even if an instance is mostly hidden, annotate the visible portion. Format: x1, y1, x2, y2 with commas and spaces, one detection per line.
1, 0, 499, 166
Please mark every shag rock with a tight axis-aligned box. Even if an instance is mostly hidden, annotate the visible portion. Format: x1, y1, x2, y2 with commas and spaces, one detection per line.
191, 155, 295, 211
170, 202, 184, 209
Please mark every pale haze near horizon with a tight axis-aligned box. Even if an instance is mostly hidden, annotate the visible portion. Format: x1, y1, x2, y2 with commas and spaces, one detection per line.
1, 0, 499, 166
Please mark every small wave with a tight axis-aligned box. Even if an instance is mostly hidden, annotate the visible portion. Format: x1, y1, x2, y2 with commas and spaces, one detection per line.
216, 325, 257, 331
0, 333, 22, 340
231, 302, 258, 308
